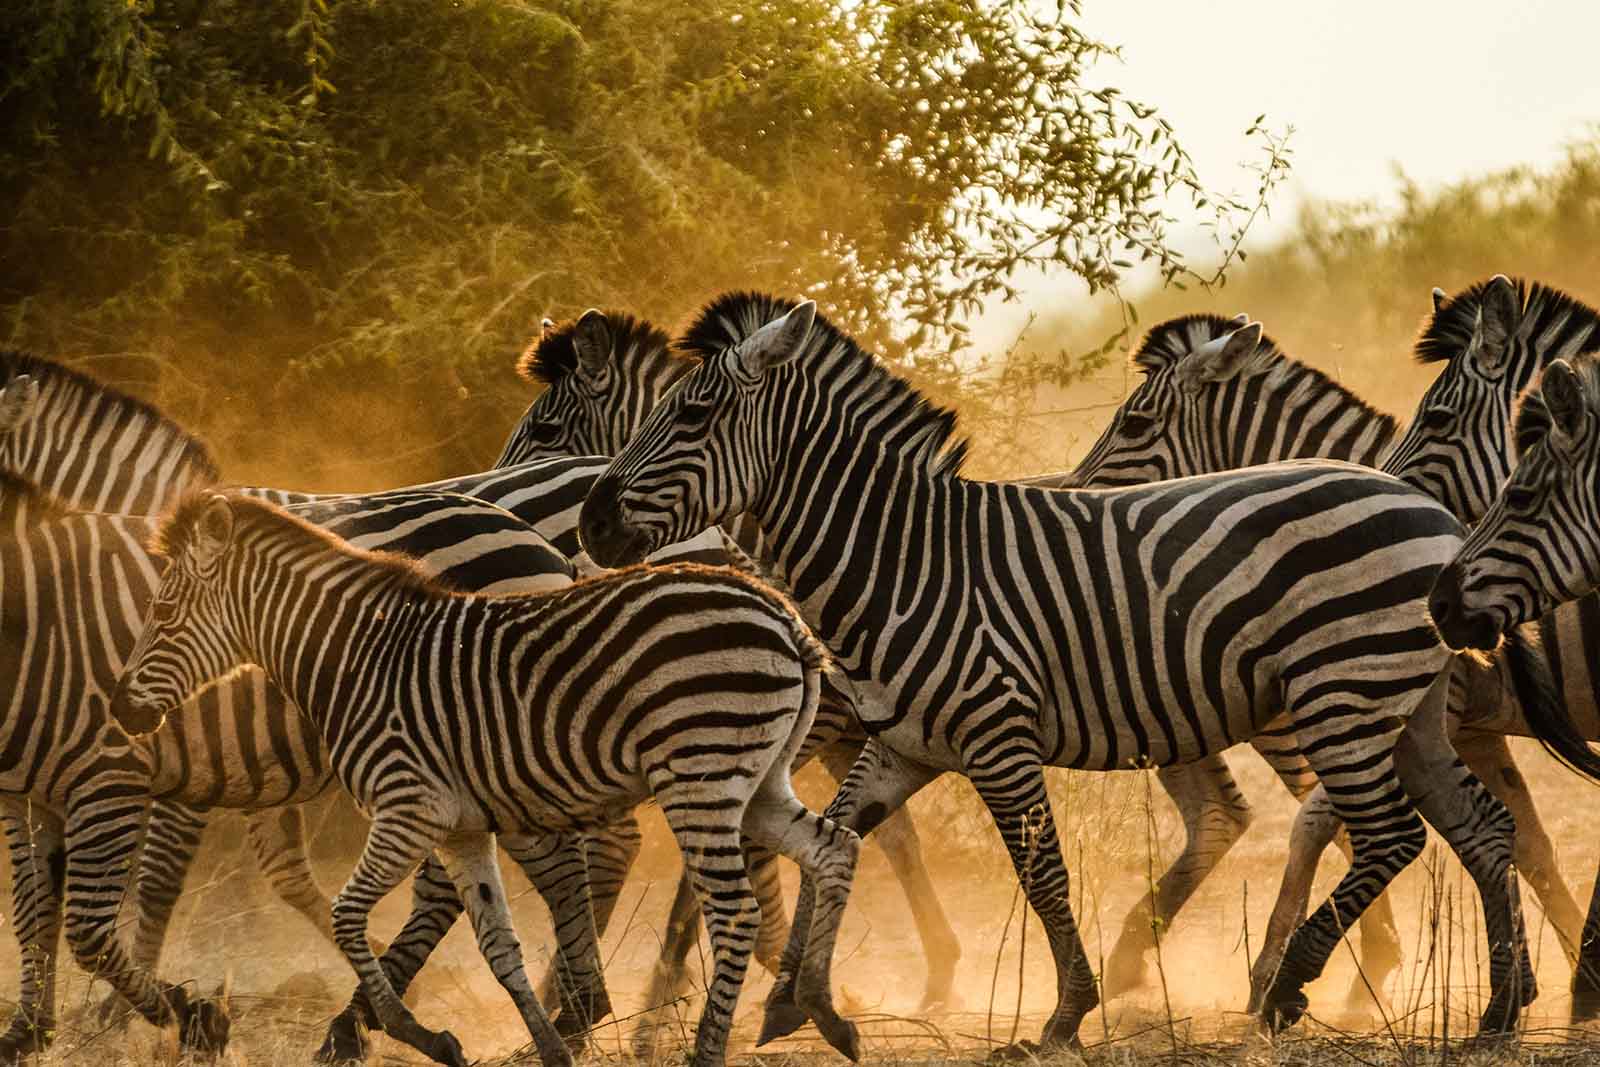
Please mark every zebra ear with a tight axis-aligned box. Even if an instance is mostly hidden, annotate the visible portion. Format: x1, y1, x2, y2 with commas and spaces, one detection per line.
1179, 322, 1262, 389
1432, 287, 1448, 312
539, 317, 557, 341
1229, 312, 1249, 326
573, 309, 612, 380
1476, 275, 1518, 370
1542, 360, 1587, 444
194, 495, 235, 568
735, 300, 816, 378
0, 375, 39, 436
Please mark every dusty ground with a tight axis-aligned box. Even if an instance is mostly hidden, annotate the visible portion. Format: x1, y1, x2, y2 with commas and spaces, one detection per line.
6, 741, 1600, 1065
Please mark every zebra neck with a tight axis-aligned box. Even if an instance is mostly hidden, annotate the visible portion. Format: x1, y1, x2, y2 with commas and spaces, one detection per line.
1214, 368, 1397, 469
752, 436, 971, 665
231, 556, 433, 733
16, 381, 215, 514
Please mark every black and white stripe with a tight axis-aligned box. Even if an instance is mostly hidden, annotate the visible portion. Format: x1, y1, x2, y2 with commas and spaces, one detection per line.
111, 493, 859, 1067
581, 291, 1553, 1046
0, 352, 219, 515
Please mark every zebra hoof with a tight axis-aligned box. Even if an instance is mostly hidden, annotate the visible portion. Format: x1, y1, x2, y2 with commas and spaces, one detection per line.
180, 995, 230, 1054
814, 1015, 860, 1063
1476, 992, 1525, 1036
1573, 983, 1600, 1025
315, 1013, 371, 1064
428, 1029, 468, 1067
757, 997, 810, 1046
1261, 984, 1308, 1033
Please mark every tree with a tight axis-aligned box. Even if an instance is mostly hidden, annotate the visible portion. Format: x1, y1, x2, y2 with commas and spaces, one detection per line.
0, 0, 1278, 485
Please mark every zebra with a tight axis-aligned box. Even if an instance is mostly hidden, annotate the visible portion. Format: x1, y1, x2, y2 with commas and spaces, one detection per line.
0, 348, 763, 1059
578, 290, 1566, 1047
109, 491, 861, 1067
1377, 275, 1600, 1016
0, 472, 594, 1063
1064, 311, 1589, 1004
497, 308, 962, 1021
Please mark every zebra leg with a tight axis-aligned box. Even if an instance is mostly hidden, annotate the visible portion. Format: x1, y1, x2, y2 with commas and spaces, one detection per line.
1574, 874, 1600, 1021
435, 832, 571, 1067
1246, 782, 1341, 1013
91, 801, 210, 1027
1456, 731, 1584, 969
1104, 754, 1251, 998
743, 744, 862, 1062
759, 737, 943, 1049
1392, 712, 1531, 1032
654, 785, 764, 1067
500, 831, 609, 1047
1260, 682, 1434, 1034
631, 838, 789, 1055
968, 747, 1098, 1052
1252, 716, 1405, 1007
60, 771, 229, 1053
631, 870, 703, 1056
317, 854, 463, 1064
246, 807, 340, 949
0, 804, 66, 1062
816, 737, 961, 1011
535, 817, 641, 1012
330, 816, 465, 1067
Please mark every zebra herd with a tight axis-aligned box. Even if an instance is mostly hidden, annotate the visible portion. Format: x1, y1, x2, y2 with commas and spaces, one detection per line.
4, 275, 1600, 1066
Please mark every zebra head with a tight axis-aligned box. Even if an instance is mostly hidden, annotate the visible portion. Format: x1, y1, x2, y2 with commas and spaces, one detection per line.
1071, 314, 1265, 486
1429, 355, 1600, 651
1384, 276, 1600, 522
581, 297, 816, 567
111, 493, 245, 734
494, 309, 682, 466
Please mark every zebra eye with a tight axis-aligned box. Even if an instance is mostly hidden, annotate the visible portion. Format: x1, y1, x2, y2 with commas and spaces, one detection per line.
1503, 485, 1540, 512
1420, 407, 1455, 431
521, 421, 562, 444
679, 401, 714, 423
150, 599, 179, 624
1119, 412, 1156, 436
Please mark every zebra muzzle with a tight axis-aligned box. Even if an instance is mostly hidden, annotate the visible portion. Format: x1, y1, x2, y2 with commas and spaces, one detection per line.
579, 477, 651, 568
108, 677, 169, 736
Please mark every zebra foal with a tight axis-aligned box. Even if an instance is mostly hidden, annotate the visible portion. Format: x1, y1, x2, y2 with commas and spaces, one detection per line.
109, 492, 860, 1067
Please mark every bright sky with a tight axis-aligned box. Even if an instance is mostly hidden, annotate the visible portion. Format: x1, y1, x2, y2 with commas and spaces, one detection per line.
974, 0, 1600, 348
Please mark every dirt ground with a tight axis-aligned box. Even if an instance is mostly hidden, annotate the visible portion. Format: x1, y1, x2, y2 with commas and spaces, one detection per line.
5, 739, 1600, 1066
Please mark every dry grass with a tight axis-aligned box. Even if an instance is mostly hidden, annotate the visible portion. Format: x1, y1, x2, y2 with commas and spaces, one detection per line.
6, 745, 1600, 1066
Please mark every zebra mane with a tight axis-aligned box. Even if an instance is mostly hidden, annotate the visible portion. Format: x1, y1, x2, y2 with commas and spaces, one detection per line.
515, 311, 680, 386
0, 350, 219, 480
1132, 314, 1260, 371
678, 291, 970, 478
1415, 278, 1600, 365
1512, 350, 1600, 457
155, 491, 454, 597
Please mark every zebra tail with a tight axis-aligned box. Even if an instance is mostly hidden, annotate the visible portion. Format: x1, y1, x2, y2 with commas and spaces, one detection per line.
1504, 621, 1600, 782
